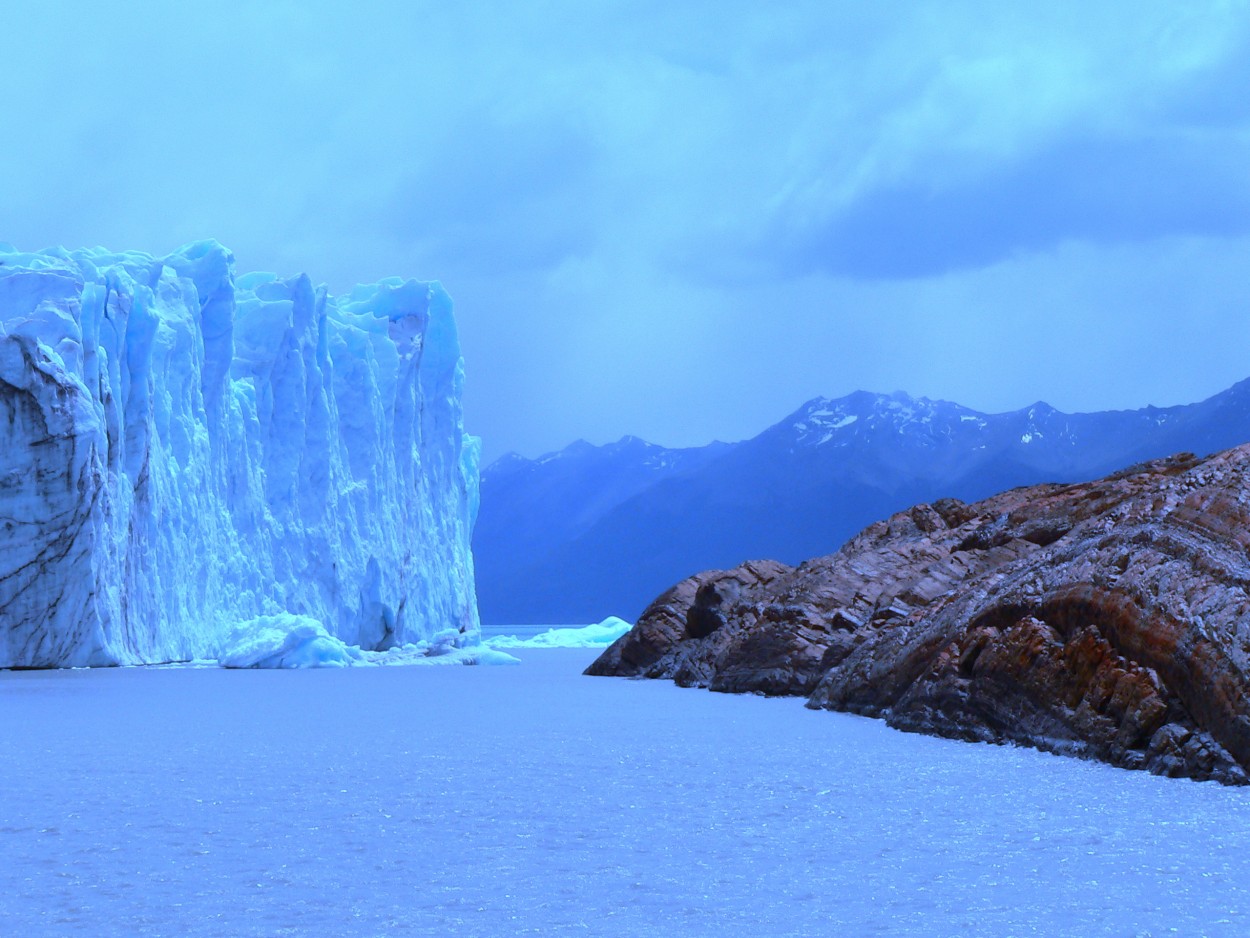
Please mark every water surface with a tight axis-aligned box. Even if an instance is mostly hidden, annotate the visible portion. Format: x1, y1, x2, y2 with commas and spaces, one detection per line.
2, 649, 1247, 936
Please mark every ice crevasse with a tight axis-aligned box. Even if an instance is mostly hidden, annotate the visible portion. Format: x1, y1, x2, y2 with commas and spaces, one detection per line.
0, 240, 484, 668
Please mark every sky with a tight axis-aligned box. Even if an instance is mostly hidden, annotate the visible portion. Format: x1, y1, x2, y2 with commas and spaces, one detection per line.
4, 1, 1250, 462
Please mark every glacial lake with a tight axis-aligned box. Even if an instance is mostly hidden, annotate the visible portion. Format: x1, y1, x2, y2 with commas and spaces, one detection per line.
2, 648, 1249, 936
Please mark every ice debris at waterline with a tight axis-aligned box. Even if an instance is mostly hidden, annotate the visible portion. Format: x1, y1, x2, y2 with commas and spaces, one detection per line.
216, 614, 364, 668
486, 616, 633, 649
214, 614, 518, 669
0, 241, 483, 668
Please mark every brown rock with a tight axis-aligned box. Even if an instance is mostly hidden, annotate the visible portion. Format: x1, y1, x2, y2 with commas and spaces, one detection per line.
586, 448, 1250, 784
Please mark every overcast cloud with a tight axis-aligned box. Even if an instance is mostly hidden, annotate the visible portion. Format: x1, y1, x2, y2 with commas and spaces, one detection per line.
4, 1, 1250, 459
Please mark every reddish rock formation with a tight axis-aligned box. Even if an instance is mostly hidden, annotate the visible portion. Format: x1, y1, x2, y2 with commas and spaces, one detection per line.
586, 448, 1250, 784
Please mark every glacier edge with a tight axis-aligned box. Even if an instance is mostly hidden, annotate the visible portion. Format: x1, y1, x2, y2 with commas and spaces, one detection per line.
0, 240, 481, 668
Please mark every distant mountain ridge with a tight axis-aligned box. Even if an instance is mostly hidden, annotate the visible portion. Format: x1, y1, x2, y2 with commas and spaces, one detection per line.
474, 378, 1250, 624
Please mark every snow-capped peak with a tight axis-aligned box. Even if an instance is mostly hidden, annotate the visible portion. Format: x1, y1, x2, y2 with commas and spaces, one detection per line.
786, 390, 985, 447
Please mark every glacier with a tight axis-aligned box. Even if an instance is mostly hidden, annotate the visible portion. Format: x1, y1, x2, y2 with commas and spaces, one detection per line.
486, 616, 633, 649
0, 241, 482, 668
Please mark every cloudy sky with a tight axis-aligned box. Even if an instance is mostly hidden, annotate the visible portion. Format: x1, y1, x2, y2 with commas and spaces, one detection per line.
4, 1, 1250, 460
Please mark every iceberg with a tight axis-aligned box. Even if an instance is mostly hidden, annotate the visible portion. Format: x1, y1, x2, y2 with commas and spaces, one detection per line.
217, 614, 364, 669
0, 241, 481, 667
365, 641, 521, 667
216, 615, 519, 669
486, 616, 633, 649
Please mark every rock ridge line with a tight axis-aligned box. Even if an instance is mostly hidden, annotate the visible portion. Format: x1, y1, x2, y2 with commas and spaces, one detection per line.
587, 447, 1250, 784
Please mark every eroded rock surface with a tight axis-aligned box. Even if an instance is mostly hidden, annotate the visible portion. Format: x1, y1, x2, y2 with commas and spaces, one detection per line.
586, 449, 1250, 784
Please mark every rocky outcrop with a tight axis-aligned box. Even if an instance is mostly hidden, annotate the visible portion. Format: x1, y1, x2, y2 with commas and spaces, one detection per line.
586, 448, 1250, 784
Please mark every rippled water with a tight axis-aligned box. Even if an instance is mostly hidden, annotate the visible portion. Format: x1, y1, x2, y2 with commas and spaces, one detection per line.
2, 649, 1248, 936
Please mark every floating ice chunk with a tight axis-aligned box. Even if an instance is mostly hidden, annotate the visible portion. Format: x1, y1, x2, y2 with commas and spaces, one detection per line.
213, 617, 522, 668
425, 628, 463, 656
217, 615, 364, 669
487, 616, 633, 649
465, 647, 524, 666
213, 616, 519, 669
362, 643, 520, 666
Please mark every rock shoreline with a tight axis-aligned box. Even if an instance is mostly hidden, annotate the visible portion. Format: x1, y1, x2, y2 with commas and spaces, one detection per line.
586, 447, 1250, 785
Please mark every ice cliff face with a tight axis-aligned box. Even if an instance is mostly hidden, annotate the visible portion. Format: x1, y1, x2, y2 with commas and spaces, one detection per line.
0, 241, 481, 667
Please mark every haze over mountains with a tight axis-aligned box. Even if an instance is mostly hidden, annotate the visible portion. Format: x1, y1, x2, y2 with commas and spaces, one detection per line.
475, 379, 1250, 625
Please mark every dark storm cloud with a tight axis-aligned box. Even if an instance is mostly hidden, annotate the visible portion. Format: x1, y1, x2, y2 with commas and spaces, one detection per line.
768, 19, 1250, 282
785, 128, 1250, 280
5, 1, 1250, 460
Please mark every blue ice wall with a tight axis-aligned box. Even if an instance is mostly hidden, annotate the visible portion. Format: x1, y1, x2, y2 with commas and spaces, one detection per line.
0, 241, 480, 667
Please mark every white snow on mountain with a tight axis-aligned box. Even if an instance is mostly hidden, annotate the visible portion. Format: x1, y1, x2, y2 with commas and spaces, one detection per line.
0, 241, 481, 668
788, 392, 990, 448
781, 390, 1119, 455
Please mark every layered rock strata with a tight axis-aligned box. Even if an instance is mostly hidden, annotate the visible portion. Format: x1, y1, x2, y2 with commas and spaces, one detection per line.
588, 448, 1250, 784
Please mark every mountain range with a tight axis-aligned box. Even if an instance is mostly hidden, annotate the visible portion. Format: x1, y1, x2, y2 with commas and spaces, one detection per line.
474, 379, 1250, 624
